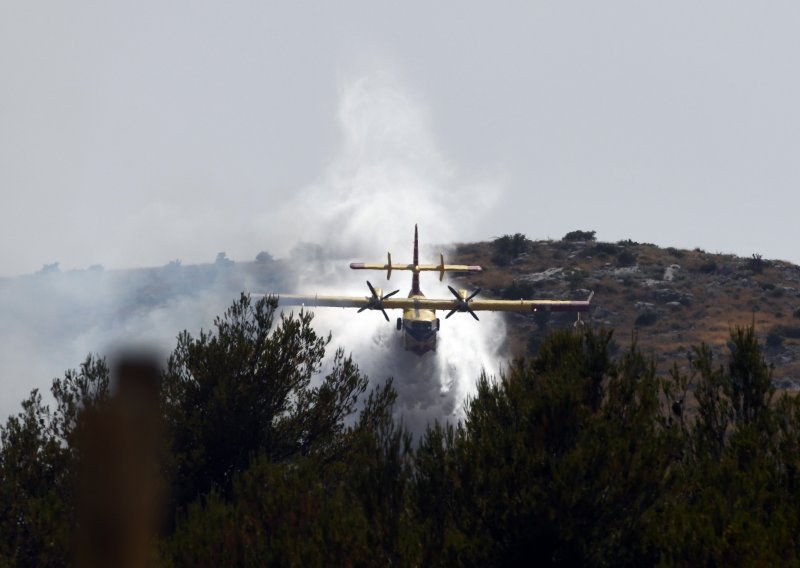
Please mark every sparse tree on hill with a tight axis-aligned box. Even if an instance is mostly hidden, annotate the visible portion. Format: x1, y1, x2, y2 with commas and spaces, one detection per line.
492, 234, 531, 265
563, 230, 596, 242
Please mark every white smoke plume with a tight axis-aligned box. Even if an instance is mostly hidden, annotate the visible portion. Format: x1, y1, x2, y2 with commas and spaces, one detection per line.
0, 72, 507, 435
261, 73, 507, 434
0, 263, 286, 421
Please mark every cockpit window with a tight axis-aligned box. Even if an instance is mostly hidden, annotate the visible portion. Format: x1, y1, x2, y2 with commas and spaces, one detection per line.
405, 320, 437, 343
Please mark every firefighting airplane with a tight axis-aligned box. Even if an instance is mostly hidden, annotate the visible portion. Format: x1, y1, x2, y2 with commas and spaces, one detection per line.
262, 226, 593, 355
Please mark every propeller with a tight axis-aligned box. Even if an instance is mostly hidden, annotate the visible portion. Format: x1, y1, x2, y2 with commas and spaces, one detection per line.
358, 281, 399, 321
445, 285, 481, 321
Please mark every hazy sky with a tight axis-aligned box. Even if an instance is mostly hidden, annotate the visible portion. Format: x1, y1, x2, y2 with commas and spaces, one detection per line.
2, 1, 799, 277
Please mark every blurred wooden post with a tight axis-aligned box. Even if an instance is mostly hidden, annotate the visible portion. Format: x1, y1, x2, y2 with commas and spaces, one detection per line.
77, 353, 163, 568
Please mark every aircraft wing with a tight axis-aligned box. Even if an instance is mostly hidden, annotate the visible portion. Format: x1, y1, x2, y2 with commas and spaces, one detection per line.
269, 294, 455, 311
375, 297, 593, 313
467, 296, 593, 313
271, 294, 395, 309
255, 294, 421, 310
262, 292, 592, 313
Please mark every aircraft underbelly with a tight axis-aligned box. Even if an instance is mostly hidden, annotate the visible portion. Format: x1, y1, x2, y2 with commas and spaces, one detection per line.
403, 308, 437, 355
403, 329, 436, 355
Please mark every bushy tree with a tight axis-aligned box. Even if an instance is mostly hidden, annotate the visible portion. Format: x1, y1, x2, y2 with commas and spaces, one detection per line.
7, 292, 800, 566
492, 234, 531, 265
563, 230, 596, 242
161, 294, 369, 516
0, 356, 110, 566
617, 248, 637, 267
162, 375, 413, 566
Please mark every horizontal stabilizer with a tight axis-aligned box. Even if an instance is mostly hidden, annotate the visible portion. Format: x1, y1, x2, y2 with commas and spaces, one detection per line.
350, 258, 482, 281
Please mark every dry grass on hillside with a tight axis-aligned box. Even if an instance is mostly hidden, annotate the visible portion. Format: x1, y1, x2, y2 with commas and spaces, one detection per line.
452, 239, 800, 387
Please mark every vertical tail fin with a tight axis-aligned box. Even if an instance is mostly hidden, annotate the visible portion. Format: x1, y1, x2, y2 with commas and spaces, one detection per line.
411, 224, 421, 295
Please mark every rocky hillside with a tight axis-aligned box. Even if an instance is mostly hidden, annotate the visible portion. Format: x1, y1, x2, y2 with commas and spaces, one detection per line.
451, 234, 800, 389
6, 235, 800, 395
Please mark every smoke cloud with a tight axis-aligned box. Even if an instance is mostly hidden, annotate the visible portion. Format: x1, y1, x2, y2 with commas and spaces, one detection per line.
263, 73, 507, 434
0, 72, 506, 434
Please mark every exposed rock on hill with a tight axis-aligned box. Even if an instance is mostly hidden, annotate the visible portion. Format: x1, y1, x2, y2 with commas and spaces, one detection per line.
5, 237, 799, 400
452, 237, 800, 389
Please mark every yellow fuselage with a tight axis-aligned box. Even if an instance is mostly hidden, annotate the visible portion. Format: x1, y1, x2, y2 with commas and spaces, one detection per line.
400, 293, 439, 355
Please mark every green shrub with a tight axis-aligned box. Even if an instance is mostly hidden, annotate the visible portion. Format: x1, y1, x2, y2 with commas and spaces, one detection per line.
635, 311, 658, 326
255, 251, 273, 263
748, 253, 765, 274
492, 234, 531, 265
501, 280, 540, 300
781, 326, 800, 339
592, 242, 618, 256
565, 268, 587, 290
666, 247, 684, 258
767, 325, 800, 345
766, 330, 783, 347
563, 230, 596, 242
617, 249, 637, 267
697, 260, 717, 274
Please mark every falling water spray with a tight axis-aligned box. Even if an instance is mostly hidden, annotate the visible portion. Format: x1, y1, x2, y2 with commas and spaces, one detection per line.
261, 73, 507, 434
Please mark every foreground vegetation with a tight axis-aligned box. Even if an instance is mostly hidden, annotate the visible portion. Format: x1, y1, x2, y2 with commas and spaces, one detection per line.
2, 294, 800, 566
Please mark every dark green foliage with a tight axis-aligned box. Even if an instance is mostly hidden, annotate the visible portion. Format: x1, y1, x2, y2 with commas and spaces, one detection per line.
6, 292, 800, 565
0, 356, 110, 566
526, 331, 544, 356
781, 325, 800, 339
768, 325, 800, 345
214, 252, 233, 267
563, 229, 596, 241
726, 326, 774, 424
492, 233, 531, 265
617, 248, 637, 267
697, 260, 718, 274
532, 306, 551, 332
564, 267, 587, 290
666, 246, 684, 258
0, 391, 70, 566
635, 310, 659, 327
651, 330, 796, 566
254, 250, 273, 263
767, 330, 784, 347
413, 329, 667, 566
500, 279, 539, 300
164, 380, 412, 566
161, 294, 368, 515
749, 253, 765, 274
592, 242, 619, 256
